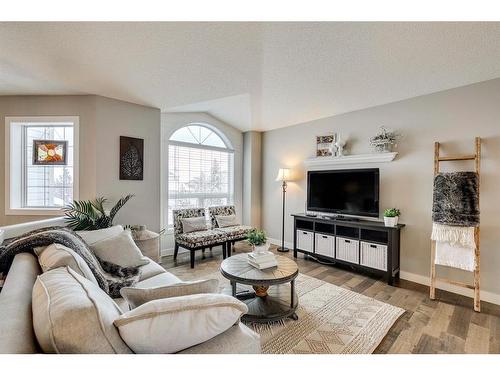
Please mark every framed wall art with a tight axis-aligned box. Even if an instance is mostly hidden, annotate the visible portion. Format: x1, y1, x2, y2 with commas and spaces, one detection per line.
33, 140, 68, 165
120, 136, 144, 180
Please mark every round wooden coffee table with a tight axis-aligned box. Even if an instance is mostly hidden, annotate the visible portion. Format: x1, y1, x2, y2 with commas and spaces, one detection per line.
220, 253, 299, 323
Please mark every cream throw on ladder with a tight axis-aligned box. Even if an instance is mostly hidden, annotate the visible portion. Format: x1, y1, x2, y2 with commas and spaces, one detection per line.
431, 224, 476, 272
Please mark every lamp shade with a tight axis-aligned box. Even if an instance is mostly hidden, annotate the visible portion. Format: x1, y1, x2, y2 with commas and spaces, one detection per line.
275, 168, 291, 182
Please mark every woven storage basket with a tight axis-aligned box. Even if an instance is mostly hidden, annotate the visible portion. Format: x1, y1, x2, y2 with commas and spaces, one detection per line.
132, 228, 160, 263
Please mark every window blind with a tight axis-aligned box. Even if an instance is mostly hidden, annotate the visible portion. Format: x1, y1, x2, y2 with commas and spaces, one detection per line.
167, 144, 234, 227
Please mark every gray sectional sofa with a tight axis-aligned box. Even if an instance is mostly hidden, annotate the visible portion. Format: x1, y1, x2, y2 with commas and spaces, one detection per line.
0, 219, 260, 354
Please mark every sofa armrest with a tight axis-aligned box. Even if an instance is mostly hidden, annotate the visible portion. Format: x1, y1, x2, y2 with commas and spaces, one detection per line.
0, 253, 41, 353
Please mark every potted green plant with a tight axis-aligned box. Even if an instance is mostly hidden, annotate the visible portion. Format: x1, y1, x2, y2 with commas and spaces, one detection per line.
383, 208, 401, 227
63, 194, 134, 230
246, 229, 269, 254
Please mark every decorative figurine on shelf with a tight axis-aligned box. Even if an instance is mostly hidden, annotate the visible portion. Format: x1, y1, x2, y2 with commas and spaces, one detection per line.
335, 135, 347, 157
370, 126, 400, 153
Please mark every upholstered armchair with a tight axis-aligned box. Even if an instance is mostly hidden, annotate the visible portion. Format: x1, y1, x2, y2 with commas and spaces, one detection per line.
208, 205, 254, 256
173, 208, 228, 268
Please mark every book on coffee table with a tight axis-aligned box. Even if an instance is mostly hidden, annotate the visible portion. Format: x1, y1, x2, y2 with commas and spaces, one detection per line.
247, 251, 278, 269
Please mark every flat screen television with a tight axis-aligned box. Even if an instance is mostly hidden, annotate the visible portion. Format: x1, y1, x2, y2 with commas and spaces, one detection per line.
307, 168, 379, 217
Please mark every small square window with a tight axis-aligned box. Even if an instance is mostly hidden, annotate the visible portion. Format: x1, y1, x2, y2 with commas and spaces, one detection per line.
5, 116, 79, 216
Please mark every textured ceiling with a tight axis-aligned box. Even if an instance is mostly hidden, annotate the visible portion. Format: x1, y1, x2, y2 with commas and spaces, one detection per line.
2, 22, 500, 131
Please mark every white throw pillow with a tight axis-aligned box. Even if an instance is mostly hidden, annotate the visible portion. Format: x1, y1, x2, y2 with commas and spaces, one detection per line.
120, 279, 219, 309
215, 214, 239, 228
114, 294, 248, 353
32, 267, 132, 354
34, 243, 99, 286
77, 225, 124, 246
181, 217, 207, 233
90, 230, 148, 267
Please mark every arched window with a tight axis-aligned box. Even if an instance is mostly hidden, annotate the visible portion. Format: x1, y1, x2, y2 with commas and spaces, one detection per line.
167, 124, 234, 227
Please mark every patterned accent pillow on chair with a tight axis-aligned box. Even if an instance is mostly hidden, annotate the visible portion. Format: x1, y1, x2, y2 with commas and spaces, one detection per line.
208, 206, 236, 229
208, 206, 254, 241
172, 208, 206, 237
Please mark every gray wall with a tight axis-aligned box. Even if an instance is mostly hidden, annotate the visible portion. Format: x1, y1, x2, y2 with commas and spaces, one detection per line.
0, 95, 161, 231
94, 96, 161, 231
261, 78, 500, 299
243, 131, 262, 228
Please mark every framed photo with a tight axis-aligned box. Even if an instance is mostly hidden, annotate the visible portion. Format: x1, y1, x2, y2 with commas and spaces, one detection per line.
316, 134, 337, 157
120, 136, 144, 180
33, 140, 68, 165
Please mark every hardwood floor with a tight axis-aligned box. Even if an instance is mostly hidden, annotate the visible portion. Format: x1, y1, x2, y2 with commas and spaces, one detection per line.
161, 242, 500, 354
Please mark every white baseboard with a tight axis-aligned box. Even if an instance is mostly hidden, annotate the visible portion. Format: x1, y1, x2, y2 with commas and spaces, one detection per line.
161, 248, 174, 257
400, 270, 500, 306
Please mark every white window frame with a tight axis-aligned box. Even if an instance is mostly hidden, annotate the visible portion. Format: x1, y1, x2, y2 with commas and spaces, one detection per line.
166, 123, 234, 230
4, 116, 80, 216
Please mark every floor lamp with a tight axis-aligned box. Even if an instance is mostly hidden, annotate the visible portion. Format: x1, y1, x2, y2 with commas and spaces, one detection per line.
276, 168, 291, 252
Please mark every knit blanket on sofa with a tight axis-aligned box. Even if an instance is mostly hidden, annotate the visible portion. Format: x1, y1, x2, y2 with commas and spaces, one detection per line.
0, 226, 141, 297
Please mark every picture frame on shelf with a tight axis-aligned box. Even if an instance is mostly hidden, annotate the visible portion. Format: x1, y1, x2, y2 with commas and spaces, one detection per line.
316, 134, 337, 157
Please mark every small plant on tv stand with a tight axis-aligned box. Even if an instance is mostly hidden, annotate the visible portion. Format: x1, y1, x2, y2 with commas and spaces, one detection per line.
383, 208, 401, 227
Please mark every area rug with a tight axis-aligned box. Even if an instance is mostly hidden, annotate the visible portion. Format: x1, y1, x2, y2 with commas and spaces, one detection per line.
167, 260, 404, 354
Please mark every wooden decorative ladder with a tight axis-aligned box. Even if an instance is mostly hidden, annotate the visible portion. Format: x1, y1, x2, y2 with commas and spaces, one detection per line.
430, 137, 481, 312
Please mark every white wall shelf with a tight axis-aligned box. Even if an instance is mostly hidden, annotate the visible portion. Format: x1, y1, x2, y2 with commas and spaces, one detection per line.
303, 152, 397, 168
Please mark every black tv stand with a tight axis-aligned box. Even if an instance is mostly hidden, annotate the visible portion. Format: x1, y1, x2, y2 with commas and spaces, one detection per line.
292, 213, 404, 285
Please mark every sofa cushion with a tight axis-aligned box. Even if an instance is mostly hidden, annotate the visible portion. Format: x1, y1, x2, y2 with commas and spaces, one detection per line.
90, 230, 148, 268
76, 225, 124, 246
176, 229, 227, 248
134, 272, 181, 288
34, 243, 99, 286
120, 279, 219, 309
180, 216, 207, 233
138, 258, 166, 281
179, 322, 261, 354
32, 267, 132, 354
114, 293, 248, 353
113, 297, 131, 312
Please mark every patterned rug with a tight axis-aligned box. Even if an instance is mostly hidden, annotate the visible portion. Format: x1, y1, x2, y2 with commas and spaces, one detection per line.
167, 257, 404, 354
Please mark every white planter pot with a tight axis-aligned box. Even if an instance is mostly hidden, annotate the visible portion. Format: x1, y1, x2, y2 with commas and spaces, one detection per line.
384, 216, 399, 227
253, 242, 270, 254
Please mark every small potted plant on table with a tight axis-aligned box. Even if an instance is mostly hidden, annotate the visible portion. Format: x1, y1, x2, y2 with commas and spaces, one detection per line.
246, 229, 269, 254
384, 208, 401, 227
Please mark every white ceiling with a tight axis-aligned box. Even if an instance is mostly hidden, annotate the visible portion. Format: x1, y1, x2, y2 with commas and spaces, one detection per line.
2, 22, 500, 131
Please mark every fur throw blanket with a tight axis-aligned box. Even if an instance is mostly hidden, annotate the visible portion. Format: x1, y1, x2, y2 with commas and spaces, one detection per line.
432, 172, 480, 227
0, 227, 141, 298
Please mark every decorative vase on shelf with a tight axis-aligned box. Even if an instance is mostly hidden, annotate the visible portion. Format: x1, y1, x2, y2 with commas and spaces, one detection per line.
335, 136, 347, 157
